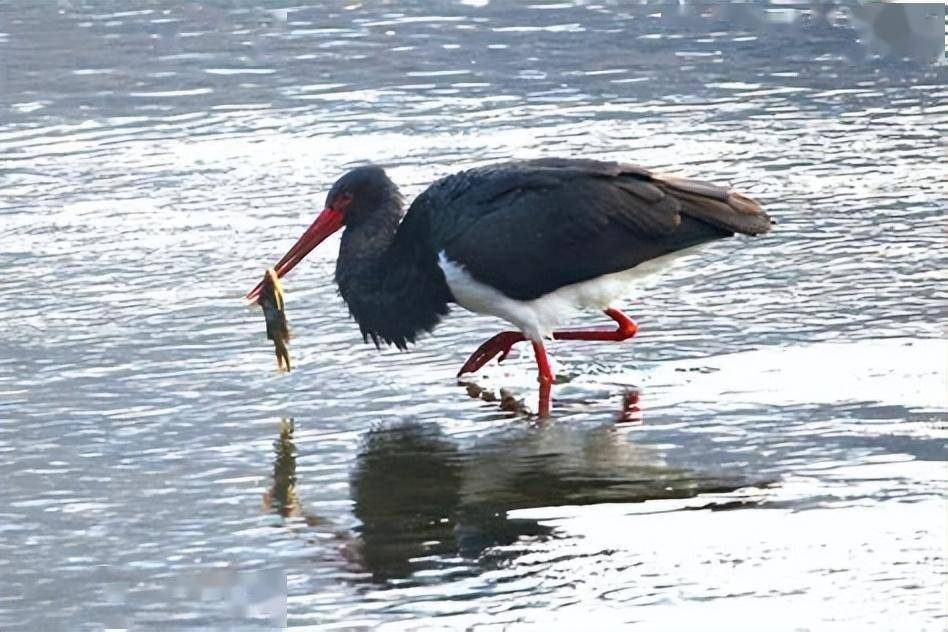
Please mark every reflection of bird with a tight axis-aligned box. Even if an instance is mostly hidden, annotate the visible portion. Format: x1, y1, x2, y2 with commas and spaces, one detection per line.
247, 159, 770, 415
350, 424, 465, 581
349, 421, 763, 583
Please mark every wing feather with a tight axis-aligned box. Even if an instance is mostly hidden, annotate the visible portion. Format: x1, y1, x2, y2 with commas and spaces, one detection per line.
413, 158, 770, 301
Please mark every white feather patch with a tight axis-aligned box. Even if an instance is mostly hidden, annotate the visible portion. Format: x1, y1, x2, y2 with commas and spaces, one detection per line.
438, 246, 705, 340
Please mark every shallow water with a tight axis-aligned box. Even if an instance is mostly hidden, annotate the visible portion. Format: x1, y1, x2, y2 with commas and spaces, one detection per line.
1, 2, 946, 630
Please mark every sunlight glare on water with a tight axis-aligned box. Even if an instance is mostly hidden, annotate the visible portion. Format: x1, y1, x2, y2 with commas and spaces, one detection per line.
0, 2, 946, 630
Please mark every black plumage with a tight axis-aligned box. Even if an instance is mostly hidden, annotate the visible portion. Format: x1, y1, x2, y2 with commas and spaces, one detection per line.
328, 158, 770, 348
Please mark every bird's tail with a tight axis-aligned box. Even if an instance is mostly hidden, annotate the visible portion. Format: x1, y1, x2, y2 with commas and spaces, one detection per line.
656, 175, 772, 236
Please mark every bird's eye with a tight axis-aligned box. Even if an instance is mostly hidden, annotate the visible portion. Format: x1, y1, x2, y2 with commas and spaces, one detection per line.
333, 192, 354, 212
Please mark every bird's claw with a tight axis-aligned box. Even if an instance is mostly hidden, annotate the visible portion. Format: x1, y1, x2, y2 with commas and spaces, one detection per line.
457, 331, 526, 376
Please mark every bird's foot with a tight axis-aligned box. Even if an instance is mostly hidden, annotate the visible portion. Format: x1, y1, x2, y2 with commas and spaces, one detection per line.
457, 331, 526, 376
551, 308, 638, 342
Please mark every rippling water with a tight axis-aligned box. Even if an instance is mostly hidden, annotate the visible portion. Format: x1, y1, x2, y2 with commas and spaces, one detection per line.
1, 2, 946, 630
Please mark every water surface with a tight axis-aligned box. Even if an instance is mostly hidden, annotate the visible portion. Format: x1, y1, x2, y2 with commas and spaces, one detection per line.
1, 2, 946, 630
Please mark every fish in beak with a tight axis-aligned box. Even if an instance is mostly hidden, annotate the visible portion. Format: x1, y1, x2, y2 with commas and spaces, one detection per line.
244, 207, 344, 304
258, 268, 291, 373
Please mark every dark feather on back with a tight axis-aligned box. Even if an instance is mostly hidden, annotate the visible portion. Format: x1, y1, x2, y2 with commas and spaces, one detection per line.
409, 158, 770, 301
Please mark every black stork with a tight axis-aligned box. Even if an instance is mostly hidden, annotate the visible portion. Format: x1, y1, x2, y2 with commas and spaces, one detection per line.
246, 158, 771, 416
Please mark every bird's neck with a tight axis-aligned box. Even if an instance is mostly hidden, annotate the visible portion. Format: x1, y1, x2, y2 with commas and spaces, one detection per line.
335, 202, 450, 349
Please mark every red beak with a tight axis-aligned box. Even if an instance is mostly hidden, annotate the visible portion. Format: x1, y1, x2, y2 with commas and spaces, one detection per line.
245, 207, 344, 303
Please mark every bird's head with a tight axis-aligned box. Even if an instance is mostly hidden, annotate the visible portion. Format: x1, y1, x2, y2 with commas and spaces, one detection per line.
245, 165, 397, 303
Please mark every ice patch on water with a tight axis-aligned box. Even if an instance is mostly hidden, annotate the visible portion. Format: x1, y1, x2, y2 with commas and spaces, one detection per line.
633, 337, 946, 412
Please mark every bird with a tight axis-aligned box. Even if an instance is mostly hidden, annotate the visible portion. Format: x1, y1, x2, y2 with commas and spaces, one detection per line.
245, 158, 771, 416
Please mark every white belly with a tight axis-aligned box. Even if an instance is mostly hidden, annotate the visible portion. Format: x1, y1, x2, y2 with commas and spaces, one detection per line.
438, 246, 705, 340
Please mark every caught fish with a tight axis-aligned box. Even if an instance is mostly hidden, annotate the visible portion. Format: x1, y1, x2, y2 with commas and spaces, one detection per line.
258, 268, 291, 372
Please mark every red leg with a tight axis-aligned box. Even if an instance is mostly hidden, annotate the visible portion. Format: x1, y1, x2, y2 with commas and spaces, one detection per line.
457, 331, 525, 376
457, 309, 638, 376
532, 341, 554, 417
552, 308, 638, 342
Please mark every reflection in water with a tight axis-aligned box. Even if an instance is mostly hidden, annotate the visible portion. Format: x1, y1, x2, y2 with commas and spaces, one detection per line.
462, 378, 643, 420
351, 424, 467, 582
264, 419, 299, 518
350, 422, 767, 583
462, 381, 530, 416
617, 389, 643, 424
